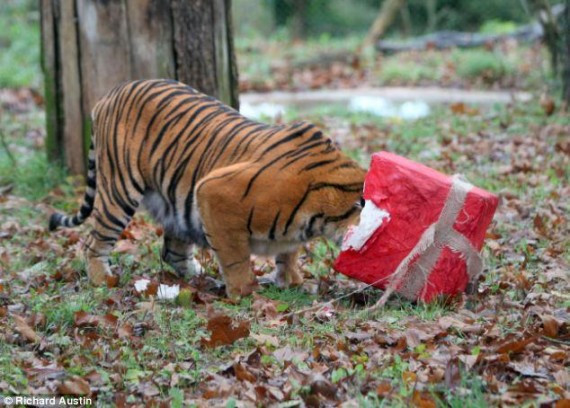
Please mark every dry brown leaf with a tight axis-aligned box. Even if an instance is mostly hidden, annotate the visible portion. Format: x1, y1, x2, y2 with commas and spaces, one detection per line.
201, 313, 250, 348
106, 274, 119, 288
251, 294, 278, 318
74, 311, 97, 327
555, 399, 570, 408
540, 94, 556, 116
251, 333, 279, 347
102, 313, 118, 327
376, 382, 392, 396
533, 214, 549, 237
450, 102, 479, 116
118, 323, 133, 339
508, 361, 548, 378
403, 371, 417, 384
542, 315, 560, 338
74, 311, 117, 329
140, 382, 160, 397
403, 327, 437, 348
13, 314, 40, 343
145, 280, 159, 296
412, 390, 437, 408
58, 376, 91, 395
234, 362, 256, 382
84, 370, 103, 387
458, 354, 478, 370
553, 370, 570, 387
310, 373, 337, 400
444, 358, 462, 390
25, 364, 66, 382
273, 345, 309, 362
496, 336, 536, 354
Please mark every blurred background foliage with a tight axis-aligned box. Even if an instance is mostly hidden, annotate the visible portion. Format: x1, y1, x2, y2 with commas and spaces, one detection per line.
233, 0, 563, 39
0, 0, 40, 88
0, 0, 562, 92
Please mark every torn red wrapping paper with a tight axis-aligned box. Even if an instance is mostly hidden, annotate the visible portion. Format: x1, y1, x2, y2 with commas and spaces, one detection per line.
334, 152, 499, 302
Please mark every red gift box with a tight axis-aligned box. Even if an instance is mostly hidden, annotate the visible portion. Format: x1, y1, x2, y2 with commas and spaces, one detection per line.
334, 152, 499, 302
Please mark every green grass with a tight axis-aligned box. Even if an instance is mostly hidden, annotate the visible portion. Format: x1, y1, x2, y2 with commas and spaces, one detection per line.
0, 342, 28, 390
453, 49, 514, 81
479, 19, 518, 35
379, 60, 440, 84
29, 286, 102, 330
373, 45, 545, 89
0, 0, 41, 88
258, 285, 316, 308
441, 372, 488, 408
0, 150, 69, 200
143, 307, 205, 362
0, 109, 70, 201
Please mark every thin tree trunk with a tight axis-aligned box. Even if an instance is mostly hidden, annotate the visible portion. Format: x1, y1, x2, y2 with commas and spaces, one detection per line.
41, 0, 238, 175
290, 0, 307, 40
400, 4, 412, 37
426, 0, 437, 33
562, 0, 570, 103
363, 0, 406, 48
529, 0, 561, 75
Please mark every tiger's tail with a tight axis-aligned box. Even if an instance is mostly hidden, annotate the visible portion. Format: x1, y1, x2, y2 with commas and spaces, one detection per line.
49, 139, 97, 231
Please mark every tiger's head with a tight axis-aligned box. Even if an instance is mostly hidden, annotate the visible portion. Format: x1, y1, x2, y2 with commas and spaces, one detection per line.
303, 162, 367, 245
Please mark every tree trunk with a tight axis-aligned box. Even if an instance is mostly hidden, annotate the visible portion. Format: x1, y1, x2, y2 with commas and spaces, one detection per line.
290, 0, 307, 40
563, 0, 570, 103
40, 0, 239, 175
426, 0, 437, 33
529, 0, 561, 75
399, 4, 412, 37
363, 0, 406, 48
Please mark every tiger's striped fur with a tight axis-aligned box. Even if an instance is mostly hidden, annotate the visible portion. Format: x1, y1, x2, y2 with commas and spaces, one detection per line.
49, 79, 366, 297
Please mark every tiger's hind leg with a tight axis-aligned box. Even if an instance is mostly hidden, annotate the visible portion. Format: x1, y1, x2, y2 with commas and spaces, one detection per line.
274, 250, 304, 288
84, 191, 141, 285
161, 234, 203, 278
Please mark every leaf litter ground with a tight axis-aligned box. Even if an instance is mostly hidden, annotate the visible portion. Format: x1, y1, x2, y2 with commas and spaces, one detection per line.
0, 87, 568, 407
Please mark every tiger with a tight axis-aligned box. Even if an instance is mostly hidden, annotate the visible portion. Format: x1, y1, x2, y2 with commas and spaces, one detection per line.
49, 79, 366, 298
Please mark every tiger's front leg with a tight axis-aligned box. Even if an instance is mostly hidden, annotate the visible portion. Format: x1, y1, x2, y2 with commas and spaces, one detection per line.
195, 163, 259, 298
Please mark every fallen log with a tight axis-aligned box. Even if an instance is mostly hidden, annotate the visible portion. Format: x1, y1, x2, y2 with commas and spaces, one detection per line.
376, 4, 564, 54
376, 27, 542, 54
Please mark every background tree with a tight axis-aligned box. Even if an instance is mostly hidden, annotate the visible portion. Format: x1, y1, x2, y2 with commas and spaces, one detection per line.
562, 0, 570, 102
528, 0, 562, 75
363, 0, 406, 47
41, 0, 239, 175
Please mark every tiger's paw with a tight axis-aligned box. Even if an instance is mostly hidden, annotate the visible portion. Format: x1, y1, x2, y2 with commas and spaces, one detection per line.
259, 268, 304, 289
258, 270, 289, 288
168, 258, 204, 279
225, 277, 258, 300
189, 258, 204, 275
87, 257, 113, 286
288, 268, 305, 287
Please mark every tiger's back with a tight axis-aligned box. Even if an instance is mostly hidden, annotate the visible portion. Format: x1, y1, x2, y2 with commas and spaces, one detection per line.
51, 79, 366, 297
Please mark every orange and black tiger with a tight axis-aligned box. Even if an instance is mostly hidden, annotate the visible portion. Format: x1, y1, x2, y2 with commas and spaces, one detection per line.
49, 79, 366, 297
